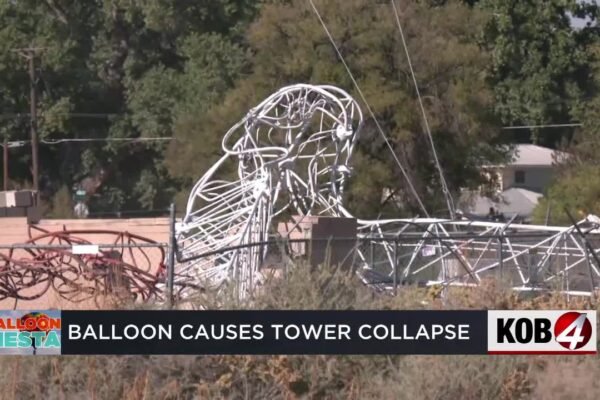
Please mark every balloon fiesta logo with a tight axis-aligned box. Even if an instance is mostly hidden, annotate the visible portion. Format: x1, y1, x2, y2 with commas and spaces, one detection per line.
0, 311, 61, 355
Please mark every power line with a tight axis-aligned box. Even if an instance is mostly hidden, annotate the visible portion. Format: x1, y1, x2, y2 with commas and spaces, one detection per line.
502, 123, 582, 130
0, 113, 122, 119
308, 0, 430, 218
0, 137, 174, 148
0, 141, 28, 149
42, 137, 173, 144
390, 0, 455, 220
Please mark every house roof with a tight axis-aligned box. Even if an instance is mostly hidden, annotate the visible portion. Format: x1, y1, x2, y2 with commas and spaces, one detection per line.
509, 144, 566, 167
459, 187, 544, 219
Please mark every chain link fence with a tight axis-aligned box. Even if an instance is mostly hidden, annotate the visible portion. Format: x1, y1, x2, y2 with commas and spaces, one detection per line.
0, 206, 176, 309
176, 231, 600, 299
3, 207, 600, 308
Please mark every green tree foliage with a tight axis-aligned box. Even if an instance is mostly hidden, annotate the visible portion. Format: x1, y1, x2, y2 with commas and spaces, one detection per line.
480, 0, 598, 146
1, 0, 598, 220
533, 45, 600, 224
0, 0, 256, 215
168, 0, 506, 218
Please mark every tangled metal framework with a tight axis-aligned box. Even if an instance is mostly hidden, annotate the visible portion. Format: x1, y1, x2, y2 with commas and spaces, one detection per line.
176, 84, 363, 297
176, 83, 600, 299
0, 226, 165, 307
358, 218, 600, 297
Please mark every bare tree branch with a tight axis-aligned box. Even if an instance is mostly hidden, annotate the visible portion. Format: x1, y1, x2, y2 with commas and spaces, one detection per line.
43, 0, 68, 24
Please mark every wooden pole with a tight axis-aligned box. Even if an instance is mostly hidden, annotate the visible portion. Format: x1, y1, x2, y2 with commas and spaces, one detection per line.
29, 52, 39, 192
11, 46, 46, 194
2, 138, 7, 191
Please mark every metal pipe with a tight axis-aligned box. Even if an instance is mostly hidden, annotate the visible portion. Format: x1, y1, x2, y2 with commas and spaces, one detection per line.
167, 203, 176, 309
393, 238, 398, 296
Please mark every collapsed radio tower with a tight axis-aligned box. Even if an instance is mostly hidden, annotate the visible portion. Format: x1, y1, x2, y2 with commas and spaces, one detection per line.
175, 84, 363, 297
174, 84, 600, 300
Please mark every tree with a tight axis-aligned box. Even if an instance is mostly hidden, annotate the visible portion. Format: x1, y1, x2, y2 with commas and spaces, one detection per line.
162, 32, 252, 208
480, 0, 598, 146
167, 0, 507, 218
533, 45, 600, 224
0, 0, 257, 215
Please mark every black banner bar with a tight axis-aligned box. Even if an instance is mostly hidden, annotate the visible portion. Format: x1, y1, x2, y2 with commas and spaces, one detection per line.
61, 311, 487, 355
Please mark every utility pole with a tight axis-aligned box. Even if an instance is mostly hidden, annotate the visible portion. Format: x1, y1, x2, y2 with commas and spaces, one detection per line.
2, 138, 7, 191
12, 46, 46, 193
29, 50, 39, 192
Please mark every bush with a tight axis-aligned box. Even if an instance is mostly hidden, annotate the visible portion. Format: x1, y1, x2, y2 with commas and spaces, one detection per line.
0, 262, 598, 399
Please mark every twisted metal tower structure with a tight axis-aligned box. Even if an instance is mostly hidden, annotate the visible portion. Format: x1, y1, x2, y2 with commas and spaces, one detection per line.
175, 84, 600, 300
175, 84, 363, 297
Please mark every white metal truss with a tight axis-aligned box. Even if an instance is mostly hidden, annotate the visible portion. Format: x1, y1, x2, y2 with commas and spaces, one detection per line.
175, 84, 363, 298
356, 218, 600, 298
175, 84, 600, 299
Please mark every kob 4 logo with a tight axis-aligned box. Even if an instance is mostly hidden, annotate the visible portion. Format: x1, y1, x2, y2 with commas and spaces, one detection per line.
554, 312, 593, 350
488, 310, 596, 354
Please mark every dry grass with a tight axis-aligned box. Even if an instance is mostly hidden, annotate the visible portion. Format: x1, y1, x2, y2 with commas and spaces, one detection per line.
0, 262, 598, 399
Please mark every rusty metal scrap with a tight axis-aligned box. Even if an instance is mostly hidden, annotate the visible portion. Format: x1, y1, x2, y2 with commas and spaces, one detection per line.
0, 225, 166, 306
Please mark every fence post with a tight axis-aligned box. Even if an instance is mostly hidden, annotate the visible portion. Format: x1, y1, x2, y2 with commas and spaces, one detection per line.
369, 236, 374, 269
167, 203, 176, 309
498, 234, 503, 279
393, 237, 398, 296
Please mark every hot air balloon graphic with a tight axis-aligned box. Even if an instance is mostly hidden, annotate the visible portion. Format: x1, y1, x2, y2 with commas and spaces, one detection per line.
19, 312, 51, 355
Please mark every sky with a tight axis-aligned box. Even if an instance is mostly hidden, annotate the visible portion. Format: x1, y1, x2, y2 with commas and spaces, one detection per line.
571, 0, 599, 28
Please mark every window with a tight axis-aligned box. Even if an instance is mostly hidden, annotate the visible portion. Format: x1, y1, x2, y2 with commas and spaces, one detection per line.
514, 170, 525, 185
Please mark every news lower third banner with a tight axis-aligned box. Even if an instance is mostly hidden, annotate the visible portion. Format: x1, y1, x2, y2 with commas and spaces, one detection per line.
0, 310, 596, 355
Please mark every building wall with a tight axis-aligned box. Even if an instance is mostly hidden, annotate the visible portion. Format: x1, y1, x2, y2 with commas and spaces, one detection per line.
1, 217, 169, 244
502, 166, 554, 193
